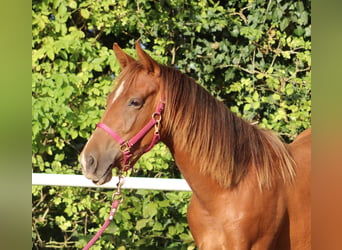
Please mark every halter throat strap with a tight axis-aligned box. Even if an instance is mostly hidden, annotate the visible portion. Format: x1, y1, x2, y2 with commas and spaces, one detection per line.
96, 100, 165, 171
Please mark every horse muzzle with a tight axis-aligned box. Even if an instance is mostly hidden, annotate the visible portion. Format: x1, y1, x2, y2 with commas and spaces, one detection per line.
80, 147, 121, 185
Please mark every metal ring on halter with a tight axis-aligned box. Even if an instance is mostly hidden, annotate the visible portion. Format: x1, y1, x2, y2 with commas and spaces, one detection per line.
152, 112, 162, 122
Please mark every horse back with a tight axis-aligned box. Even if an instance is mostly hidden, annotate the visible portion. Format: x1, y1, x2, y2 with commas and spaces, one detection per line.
283, 128, 311, 249
289, 128, 311, 173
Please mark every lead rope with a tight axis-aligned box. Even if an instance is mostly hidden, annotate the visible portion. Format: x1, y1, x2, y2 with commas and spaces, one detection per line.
83, 174, 125, 250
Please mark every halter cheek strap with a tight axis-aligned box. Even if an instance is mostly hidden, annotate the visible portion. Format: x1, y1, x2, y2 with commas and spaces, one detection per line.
96, 100, 165, 171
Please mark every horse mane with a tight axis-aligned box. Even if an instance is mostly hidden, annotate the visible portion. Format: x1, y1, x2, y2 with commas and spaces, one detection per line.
159, 65, 296, 189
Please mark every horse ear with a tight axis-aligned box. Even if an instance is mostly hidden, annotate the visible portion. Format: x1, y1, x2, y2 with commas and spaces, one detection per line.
135, 41, 160, 76
113, 43, 135, 69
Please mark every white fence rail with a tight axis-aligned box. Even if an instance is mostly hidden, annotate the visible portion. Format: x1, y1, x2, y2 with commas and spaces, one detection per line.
32, 173, 191, 192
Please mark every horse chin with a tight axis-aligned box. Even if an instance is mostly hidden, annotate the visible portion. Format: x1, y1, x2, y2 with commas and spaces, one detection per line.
92, 164, 113, 185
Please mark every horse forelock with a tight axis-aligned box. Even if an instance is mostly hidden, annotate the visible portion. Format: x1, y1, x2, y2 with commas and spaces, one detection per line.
159, 65, 296, 189
114, 62, 143, 89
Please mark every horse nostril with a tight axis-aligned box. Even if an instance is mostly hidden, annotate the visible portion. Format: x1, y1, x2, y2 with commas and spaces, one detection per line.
88, 155, 96, 168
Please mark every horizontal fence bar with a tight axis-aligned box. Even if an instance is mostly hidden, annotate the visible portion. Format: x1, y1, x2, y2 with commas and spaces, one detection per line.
32, 173, 191, 192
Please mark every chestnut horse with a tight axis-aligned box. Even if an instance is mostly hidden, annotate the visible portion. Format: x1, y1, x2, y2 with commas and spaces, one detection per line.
80, 42, 311, 249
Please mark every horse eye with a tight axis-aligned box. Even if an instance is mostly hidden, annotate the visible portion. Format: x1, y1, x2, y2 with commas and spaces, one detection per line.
128, 98, 143, 108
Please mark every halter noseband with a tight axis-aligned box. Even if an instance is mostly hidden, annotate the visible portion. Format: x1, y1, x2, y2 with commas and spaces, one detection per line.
96, 99, 165, 171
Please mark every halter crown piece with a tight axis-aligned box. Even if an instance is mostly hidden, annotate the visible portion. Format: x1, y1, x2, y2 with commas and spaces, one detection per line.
96, 99, 165, 171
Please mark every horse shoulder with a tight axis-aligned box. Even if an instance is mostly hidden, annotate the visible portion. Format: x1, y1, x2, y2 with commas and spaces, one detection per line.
187, 173, 288, 249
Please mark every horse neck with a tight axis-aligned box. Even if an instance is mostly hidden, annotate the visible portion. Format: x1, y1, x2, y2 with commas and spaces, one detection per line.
158, 70, 296, 203
159, 69, 235, 200
160, 103, 229, 203
162, 135, 224, 202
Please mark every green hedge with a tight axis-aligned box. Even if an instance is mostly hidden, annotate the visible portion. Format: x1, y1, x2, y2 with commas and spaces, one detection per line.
32, 0, 310, 248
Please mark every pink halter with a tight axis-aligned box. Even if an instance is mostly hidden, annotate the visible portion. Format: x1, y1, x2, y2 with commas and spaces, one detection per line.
96, 100, 165, 171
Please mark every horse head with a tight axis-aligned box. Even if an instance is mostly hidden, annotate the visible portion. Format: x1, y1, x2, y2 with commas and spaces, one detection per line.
80, 42, 164, 185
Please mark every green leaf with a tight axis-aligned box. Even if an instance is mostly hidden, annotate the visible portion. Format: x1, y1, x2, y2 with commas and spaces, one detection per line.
46, 49, 55, 60
68, 1, 77, 9
80, 9, 90, 19
280, 18, 289, 31
281, 51, 291, 59
53, 0, 62, 9
168, 225, 176, 236
143, 202, 158, 218
272, 93, 281, 101
152, 222, 163, 231
252, 91, 259, 101
244, 103, 251, 111
286, 85, 294, 95
54, 153, 65, 161
136, 219, 149, 231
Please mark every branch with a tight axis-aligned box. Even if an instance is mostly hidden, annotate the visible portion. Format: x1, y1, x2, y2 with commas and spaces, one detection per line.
216, 64, 261, 75
229, 6, 252, 25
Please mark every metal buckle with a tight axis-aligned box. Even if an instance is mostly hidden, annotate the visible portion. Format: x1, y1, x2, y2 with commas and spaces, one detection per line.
152, 112, 162, 134
120, 141, 131, 152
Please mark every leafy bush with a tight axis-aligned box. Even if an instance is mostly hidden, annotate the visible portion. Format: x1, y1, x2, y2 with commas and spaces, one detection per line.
32, 0, 310, 248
